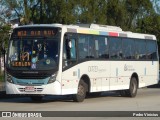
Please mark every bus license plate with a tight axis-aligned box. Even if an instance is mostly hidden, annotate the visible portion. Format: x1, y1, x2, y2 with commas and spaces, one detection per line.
25, 86, 35, 92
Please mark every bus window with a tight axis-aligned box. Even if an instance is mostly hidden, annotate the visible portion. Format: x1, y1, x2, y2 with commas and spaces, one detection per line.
109, 37, 123, 59
123, 38, 135, 59
135, 40, 146, 60
146, 40, 157, 60
78, 34, 95, 59
95, 36, 109, 59
63, 34, 77, 68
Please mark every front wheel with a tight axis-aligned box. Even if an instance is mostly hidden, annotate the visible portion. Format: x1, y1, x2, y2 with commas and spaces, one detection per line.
127, 77, 138, 97
73, 80, 87, 102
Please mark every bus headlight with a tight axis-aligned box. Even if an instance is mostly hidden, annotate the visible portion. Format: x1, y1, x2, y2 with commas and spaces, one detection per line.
48, 72, 57, 84
7, 74, 13, 83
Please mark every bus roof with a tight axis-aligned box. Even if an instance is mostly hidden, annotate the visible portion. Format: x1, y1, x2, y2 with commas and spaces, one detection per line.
14, 23, 157, 40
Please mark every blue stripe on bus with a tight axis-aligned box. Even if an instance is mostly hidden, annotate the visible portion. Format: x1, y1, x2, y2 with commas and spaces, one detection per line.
99, 31, 109, 36
116, 68, 118, 76
78, 69, 80, 78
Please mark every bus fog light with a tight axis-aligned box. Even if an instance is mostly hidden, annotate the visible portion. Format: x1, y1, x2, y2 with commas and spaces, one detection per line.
48, 73, 57, 84
7, 74, 13, 83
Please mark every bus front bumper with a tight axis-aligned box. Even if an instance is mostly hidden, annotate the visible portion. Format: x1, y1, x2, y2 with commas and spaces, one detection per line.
5, 81, 62, 95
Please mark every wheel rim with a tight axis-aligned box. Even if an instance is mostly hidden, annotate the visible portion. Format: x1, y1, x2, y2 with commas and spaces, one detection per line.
131, 81, 137, 94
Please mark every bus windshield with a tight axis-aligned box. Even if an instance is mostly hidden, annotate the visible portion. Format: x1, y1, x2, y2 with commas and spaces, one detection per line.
8, 38, 59, 70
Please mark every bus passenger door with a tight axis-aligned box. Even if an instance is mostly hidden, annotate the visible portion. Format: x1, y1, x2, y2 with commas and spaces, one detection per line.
61, 33, 79, 95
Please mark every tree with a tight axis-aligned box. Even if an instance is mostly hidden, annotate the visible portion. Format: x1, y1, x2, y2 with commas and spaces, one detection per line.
124, 0, 153, 31
74, 0, 107, 24
106, 0, 126, 29
0, 0, 12, 25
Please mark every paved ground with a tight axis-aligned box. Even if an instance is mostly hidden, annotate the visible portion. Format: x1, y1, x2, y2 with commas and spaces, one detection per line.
0, 88, 160, 113
0, 84, 160, 120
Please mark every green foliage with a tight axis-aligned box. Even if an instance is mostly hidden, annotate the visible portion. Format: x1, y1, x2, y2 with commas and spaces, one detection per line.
0, 24, 11, 51
0, 0, 160, 42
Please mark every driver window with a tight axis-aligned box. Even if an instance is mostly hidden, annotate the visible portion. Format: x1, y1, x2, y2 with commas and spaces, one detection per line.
63, 34, 77, 68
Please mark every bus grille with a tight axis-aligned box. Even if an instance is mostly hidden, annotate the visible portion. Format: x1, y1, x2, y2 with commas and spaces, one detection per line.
18, 88, 43, 92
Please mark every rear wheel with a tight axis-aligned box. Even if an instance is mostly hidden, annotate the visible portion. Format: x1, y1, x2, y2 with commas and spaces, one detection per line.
127, 77, 138, 97
73, 80, 87, 102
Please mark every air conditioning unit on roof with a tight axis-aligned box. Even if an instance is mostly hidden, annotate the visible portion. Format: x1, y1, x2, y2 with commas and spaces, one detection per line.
90, 24, 122, 32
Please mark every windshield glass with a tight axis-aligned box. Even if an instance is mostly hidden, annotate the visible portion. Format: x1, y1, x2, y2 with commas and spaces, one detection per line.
8, 38, 59, 70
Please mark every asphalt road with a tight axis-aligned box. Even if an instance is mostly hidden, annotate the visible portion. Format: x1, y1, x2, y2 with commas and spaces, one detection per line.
0, 87, 160, 120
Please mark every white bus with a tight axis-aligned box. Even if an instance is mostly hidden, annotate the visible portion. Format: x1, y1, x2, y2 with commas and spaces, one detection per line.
5, 24, 159, 102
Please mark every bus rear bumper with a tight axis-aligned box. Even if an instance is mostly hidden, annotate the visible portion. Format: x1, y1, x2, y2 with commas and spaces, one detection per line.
5, 81, 62, 95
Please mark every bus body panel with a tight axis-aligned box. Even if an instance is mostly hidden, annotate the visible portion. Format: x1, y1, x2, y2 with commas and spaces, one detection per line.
61, 61, 110, 94
61, 60, 159, 94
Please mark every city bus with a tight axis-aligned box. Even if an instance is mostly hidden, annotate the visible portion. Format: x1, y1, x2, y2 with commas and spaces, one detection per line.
5, 23, 159, 102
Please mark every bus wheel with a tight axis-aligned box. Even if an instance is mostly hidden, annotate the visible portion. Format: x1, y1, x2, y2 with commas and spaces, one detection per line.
30, 96, 43, 102
73, 80, 87, 102
127, 77, 138, 97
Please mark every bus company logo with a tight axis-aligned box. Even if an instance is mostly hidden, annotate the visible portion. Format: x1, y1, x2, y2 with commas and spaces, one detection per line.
124, 64, 135, 71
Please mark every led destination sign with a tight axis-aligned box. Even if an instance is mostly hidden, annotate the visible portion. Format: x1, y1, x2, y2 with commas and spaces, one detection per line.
12, 61, 31, 67
12, 27, 58, 37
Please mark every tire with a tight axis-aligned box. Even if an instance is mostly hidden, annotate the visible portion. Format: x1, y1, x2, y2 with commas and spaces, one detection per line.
30, 96, 43, 102
127, 77, 138, 97
73, 80, 87, 102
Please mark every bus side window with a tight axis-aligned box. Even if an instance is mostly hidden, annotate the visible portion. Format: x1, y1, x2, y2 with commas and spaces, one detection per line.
123, 38, 135, 59
109, 37, 122, 59
146, 40, 157, 60
135, 39, 146, 60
